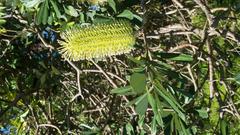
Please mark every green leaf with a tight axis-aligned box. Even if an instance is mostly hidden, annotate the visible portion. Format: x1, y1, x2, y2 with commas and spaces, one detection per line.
154, 83, 186, 121
40, 73, 47, 86
133, 14, 143, 22
127, 56, 146, 65
130, 73, 146, 94
220, 119, 228, 135
20, 110, 29, 122
179, 118, 188, 135
129, 67, 145, 73
110, 86, 132, 94
51, 66, 60, 75
66, 5, 79, 17
138, 115, 145, 127
196, 108, 208, 118
22, 0, 44, 8
191, 126, 198, 135
39, 61, 47, 69
216, 37, 225, 46
126, 93, 147, 107
157, 52, 193, 62
107, 0, 116, 13
117, 10, 134, 20
126, 123, 134, 135
42, 0, 49, 25
151, 116, 157, 135
50, 0, 61, 18
169, 54, 193, 61
135, 94, 148, 115
36, 2, 44, 25
174, 115, 181, 131
154, 94, 164, 126
155, 81, 184, 111
148, 92, 164, 127
0, 19, 6, 25
48, 12, 53, 25
79, 12, 85, 23
234, 73, 240, 84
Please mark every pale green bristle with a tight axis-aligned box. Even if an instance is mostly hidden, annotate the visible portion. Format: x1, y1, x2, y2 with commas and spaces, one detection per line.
58, 20, 135, 61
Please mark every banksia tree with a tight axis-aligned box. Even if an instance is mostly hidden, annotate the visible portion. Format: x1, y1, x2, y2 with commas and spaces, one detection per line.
58, 20, 135, 61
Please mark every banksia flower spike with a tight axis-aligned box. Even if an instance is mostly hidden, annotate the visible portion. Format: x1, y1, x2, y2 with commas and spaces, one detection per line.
58, 20, 135, 61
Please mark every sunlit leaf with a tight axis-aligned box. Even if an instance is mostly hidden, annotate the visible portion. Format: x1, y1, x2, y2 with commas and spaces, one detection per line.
130, 72, 146, 94
22, 0, 44, 8
111, 86, 133, 95
107, 0, 116, 13
135, 94, 148, 115
117, 10, 134, 20
196, 108, 208, 118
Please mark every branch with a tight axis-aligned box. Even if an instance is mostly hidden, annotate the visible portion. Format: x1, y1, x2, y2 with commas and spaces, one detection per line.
206, 39, 214, 99
66, 59, 84, 99
35, 124, 62, 135
91, 60, 118, 88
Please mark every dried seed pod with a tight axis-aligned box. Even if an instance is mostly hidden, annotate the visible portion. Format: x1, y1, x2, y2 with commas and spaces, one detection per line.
58, 20, 135, 61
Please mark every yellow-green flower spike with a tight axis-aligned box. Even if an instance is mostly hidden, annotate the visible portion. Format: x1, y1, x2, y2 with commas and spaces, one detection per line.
58, 20, 135, 61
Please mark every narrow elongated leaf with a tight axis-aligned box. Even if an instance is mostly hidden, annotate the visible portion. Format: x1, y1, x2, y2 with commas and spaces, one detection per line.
151, 116, 157, 135
50, 0, 61, 18
22, 0, 44, 8
155, 81, 184, 111
111, 86, 132, 94
169, 54, 193, 61
128, 56, 146, 65
174, 114, 181, 131
126, 93, 147, 107
179, 118, 188, 135
40, 73, 47, 86
133, 14, 143, 22
42, 0, 49, 25
126, 123, 134, 135
117, 10, 134, 20
148, 92, 164, 127
220, 119, 228, 135
36, 2, 44, 25
135, 94, 148, 115
154, 93, 164, 126
107, 0, 116, 13
156, 52, 193, 62
154, 83, 186, 121
48, 12, 53, 24
234, 73, 240, 84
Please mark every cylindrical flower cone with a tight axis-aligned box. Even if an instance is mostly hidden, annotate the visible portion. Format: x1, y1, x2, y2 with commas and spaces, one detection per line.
58, 20, 135, 61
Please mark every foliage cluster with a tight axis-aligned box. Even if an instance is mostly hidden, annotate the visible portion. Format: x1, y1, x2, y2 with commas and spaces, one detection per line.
1, 0, 240, 134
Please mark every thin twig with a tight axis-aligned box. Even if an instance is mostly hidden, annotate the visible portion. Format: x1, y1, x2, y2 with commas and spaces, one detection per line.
35, 124, 62, 135
82, 69, 127, 84
91, 60, 118, 88
168, 44, 198, 53
66, 59, 84, 99
206, 39, 214, 99
37, 32, 54, 50
187, 64, 198, 91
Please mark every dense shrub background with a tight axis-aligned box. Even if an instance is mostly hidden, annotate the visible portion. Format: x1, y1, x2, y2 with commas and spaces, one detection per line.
1, 0, 240, 134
